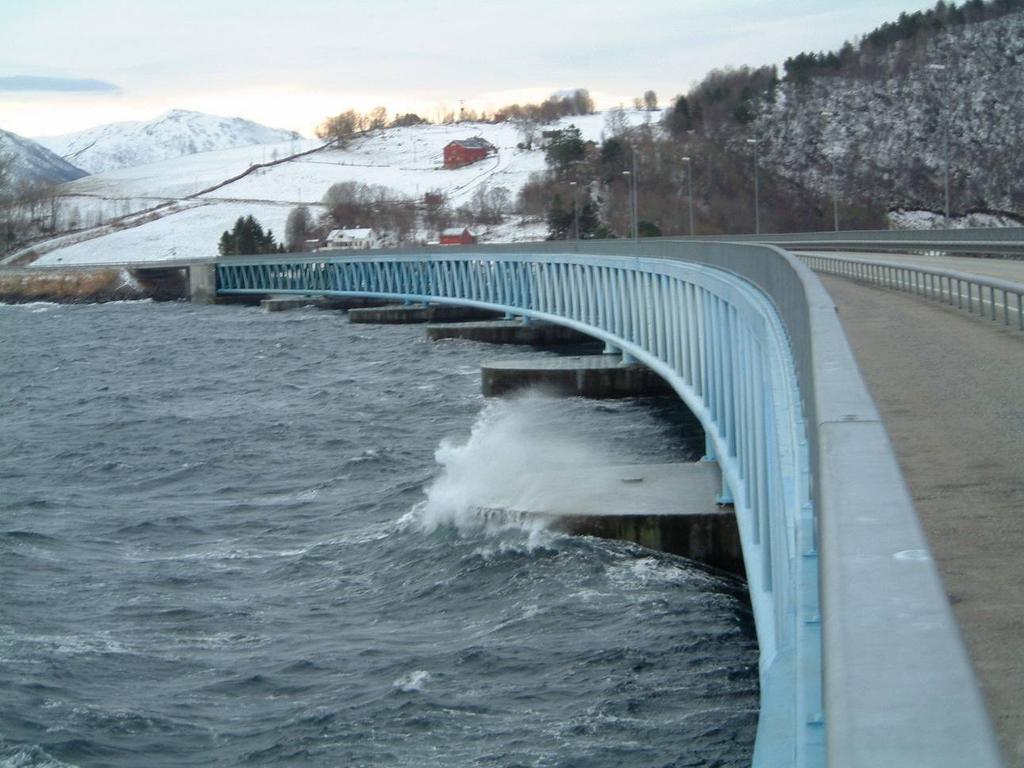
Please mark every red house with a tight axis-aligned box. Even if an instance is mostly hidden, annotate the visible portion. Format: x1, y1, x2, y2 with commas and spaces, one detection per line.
440, 227, 477, 246
443, 138, 495, 169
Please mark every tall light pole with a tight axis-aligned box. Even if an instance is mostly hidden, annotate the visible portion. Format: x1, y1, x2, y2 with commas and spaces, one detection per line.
622, 171, 634, 241
681, 155, 695, 235
820, 111, 840, 232
623, 155, 638, 243
746, 138, 760, 235
569, 180, 579, 245
633, 151, 639, 242
928, 63, 951, 226
628, 148, 639, 242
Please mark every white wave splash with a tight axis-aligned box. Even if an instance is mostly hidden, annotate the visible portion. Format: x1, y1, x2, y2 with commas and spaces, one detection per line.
414, 393, 619, 533
392, 669, 431, 692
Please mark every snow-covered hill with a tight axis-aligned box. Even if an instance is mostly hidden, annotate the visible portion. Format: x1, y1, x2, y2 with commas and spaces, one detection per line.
35, 109, 303, 174
0, 128, 88, 187
26, 110, 658, 267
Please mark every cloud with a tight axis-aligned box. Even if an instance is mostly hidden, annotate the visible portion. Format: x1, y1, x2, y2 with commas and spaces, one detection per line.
0, 76, 120, 93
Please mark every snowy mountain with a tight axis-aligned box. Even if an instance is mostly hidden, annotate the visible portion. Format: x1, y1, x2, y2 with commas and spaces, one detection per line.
34, 109, 303, 174
0, 128, 89, 187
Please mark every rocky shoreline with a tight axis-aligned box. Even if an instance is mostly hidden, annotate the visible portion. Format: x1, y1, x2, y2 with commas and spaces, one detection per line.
0, 266, 187, 304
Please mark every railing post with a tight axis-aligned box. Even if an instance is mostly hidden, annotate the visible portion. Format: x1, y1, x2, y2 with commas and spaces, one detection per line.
702, 432, 717, 462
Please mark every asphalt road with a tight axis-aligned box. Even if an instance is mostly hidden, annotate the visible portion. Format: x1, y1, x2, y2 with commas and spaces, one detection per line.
819, 272, 1024, 767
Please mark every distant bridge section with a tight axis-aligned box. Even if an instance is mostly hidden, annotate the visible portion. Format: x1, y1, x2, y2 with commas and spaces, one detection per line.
690, 225, 1024, 257
213, 240, 1002, 768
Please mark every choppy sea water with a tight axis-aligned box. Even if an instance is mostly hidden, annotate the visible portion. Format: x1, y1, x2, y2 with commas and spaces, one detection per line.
0, 301, 757, 767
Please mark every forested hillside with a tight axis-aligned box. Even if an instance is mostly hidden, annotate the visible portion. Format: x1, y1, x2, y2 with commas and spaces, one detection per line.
662, 0, 1024, 223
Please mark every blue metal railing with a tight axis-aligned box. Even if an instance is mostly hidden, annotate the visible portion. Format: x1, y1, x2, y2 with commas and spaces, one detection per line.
214, 241, 1002, 768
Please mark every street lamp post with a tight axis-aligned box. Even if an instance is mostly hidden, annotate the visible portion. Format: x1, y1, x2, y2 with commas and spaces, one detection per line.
623, 162, 638, 243
681, 155, 695, 235
746, 138, 760, 235
820, 111, 840, 232
569, 181, 579, 245
928, 63, 952, 226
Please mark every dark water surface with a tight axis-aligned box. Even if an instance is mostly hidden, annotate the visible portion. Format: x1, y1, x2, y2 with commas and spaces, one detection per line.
0, 301, 757, 767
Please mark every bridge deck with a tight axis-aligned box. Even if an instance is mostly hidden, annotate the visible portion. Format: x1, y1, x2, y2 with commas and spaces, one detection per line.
820, 274, 1024, 767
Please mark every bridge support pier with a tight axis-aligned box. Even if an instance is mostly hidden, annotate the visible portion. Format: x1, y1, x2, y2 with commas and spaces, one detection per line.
481, 355, 673, 399
426, 320, 593, 346
188, 263, 217, 304
348, 304, 501, 324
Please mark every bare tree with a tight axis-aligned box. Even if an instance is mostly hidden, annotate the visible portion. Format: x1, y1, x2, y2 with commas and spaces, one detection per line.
489, 186, 511, 220
423, 190, 453, 236
285, 205, 313, 251
0, 151, 13, 249
515, 117, 540, 150
38, 183, 62, 233
315, 110, 365, 147
643, 90, 658, 110
570, 88, 595, 115
0, 150, 11, 196
368, 106, 388, 131
323, 181, 369, 226
382, 200, 417, 244
604, 107, 629, 138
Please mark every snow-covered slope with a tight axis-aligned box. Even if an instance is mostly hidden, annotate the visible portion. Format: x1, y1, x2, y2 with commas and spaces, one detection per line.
35, 109, 303, 174
27, 109, 658, 267
59, 110, 658, 202
0, 128, 88, 187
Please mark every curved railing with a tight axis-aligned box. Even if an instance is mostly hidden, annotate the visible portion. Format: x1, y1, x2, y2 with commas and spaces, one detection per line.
684, 226, 1024, 257
799, 251, 1024, 329
215, 241, 1001, 768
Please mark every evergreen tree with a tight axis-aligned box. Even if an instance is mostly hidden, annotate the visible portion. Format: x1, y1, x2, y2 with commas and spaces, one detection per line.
578, 198, 600, 238
216, 215, 280, 256
218, 229, 235, 256
235, 216, 257, 255
545, 126, 586, 174
545, 194, 573, 240
638, 220, 662, 238
664, 95, 693, 136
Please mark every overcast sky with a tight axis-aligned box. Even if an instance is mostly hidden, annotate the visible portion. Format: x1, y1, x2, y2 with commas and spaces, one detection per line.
1, 0, 938, 138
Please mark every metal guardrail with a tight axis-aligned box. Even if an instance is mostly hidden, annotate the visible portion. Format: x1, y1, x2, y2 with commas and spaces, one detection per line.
800, 252, 1024, 330
683, 226, 1024, 257
213, 239, 1002, 768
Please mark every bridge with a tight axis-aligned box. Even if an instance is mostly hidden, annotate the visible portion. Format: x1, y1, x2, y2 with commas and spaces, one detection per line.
199, 232, 1021, 767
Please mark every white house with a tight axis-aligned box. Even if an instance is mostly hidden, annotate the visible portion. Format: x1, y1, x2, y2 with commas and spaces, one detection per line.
322, 228, 379, 250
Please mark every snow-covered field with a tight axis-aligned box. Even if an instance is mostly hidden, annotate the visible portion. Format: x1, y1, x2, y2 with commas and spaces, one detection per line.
34, 201, 325, 266
205, 125, 545, 207
56, 195, 178, 229
31, 109, 661, 267
62, 138, 322, 199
